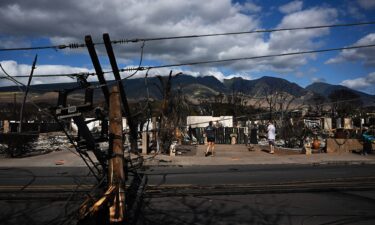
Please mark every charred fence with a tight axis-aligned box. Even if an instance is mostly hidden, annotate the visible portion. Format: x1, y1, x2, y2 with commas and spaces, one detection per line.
191, 127, 248, 144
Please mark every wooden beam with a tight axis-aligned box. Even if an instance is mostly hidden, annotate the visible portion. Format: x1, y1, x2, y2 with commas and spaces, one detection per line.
85, 35, 110, 106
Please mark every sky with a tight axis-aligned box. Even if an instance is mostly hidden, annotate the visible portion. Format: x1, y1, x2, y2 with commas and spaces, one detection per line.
0, 0, 374, 94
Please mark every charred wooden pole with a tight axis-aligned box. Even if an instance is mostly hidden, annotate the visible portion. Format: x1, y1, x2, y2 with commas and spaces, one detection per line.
19, 54, 37, 133
108, 85, 127, 223
103, 33, 138, 152
85, 35, 110, 106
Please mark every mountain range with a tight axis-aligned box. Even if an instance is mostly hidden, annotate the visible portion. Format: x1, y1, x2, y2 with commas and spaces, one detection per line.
0, 75, 374, 104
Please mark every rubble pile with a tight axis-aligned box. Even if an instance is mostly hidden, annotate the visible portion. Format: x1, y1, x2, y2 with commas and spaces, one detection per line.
30, 132, 70, 154
0, 132, 70, 157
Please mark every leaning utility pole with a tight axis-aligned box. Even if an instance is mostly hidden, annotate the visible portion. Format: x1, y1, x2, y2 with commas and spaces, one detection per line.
108, 85, 126, 223
103, 33, 138, 152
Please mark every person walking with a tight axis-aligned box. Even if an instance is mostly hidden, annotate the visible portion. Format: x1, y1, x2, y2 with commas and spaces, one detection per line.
267, 120, 276, 154
205, 121, 216, 157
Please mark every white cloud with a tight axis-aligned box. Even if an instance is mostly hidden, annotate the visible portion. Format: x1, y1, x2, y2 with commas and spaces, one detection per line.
357, 0, 375, 10
311, 77, 326, 83
236, 1, 262, 13
270, 7, 337, 50
0, 60, 93, 86
326, 33, 375, 67
265, 7, 337, 71
0, 1, 340, 83
0, 60, 245, 86
279, 1, 303, 14
340, 72, 375, 94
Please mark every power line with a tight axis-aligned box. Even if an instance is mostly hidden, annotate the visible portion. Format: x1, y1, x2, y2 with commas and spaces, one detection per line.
0, 43, 86, 52
0, 72, 97, 78
0, 21, 374, 52
133, 44, 375, 70
1, 43, 375, 80
0, 63, 25, 87
115, 21, 375, 43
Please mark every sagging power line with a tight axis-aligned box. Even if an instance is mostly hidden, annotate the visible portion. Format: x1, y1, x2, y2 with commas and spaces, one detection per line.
0, 21, 374, 52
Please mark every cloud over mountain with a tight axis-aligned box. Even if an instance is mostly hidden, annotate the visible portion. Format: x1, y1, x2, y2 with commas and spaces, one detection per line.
0, 0, 338, 74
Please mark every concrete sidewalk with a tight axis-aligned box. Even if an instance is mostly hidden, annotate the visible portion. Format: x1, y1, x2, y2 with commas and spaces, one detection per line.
1, 144, 374, 167
144, 144, 375, 166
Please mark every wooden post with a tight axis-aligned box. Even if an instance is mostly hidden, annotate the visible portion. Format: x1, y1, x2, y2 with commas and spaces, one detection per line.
142, 131, 148, 154
152, 117, 157, 143
108, 86, 126, 223
3, 120, 10, 133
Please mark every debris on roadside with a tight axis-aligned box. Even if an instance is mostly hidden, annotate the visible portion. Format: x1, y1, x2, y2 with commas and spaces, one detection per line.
0, 132, 70, 158
55, 159, 65, 165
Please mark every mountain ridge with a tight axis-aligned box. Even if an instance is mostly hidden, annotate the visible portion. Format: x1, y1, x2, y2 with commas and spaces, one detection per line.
0, 75, 373, 101
305, 82, 374, 99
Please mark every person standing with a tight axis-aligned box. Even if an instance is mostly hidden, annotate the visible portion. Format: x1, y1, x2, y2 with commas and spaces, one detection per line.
267, 120, 276, 154
205, 121, 216, 157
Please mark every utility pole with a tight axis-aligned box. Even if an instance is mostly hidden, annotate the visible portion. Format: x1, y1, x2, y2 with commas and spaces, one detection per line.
19, 54, 37, 133
108, 85, 126, 223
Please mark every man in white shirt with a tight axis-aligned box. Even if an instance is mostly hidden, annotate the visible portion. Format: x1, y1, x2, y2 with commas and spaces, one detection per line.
267, 120, 276, 154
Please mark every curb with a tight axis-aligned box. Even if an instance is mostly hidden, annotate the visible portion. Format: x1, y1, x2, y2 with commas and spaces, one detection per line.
144, 159, 375, 167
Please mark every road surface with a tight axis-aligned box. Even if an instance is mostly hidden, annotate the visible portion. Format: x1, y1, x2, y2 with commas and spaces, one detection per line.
1, 164, 375, 224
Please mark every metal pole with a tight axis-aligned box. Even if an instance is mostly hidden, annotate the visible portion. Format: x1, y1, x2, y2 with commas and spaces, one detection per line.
109, 85, 126, 223
103, 33, 138, 152
19, 54, 37, 133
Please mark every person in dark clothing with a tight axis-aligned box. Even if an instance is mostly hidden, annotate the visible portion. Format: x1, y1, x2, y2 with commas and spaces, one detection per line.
188, 125, 193, 140
205, 121, 216, 157
362, 128, 374, 155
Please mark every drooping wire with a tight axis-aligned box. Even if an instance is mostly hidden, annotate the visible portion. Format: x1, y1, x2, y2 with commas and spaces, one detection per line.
1, 72, 96, 78
0, 63, 103, 178
122, 41, 146, 80
86, 41, 146, 91
0, 63, 88, 92
0, 63, 60, 123
0, 63, 26, 88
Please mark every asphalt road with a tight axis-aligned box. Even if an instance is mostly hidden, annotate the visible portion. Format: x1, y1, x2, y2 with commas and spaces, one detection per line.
1, 164, 375, 225
145, 164, 375, 186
